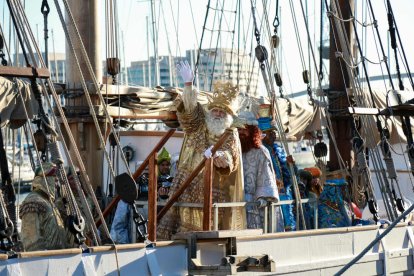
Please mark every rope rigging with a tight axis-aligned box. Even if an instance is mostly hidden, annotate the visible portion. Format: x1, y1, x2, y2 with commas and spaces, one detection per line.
49, 139, 86, 246
105, 0, 121, 84
366, 0, 414, 179
344, 0, 403, 220
384, 0, 414, 90
6, 0, 106, 246
250, 0, 307, 230
0, 126, 16, 250
324, 0, 380, 222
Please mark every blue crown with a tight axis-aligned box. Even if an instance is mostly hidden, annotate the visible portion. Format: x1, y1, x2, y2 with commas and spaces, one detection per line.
258, 117, 276, 131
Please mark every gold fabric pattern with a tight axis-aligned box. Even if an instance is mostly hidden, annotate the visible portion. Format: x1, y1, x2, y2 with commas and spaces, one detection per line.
157, 95, 245, 239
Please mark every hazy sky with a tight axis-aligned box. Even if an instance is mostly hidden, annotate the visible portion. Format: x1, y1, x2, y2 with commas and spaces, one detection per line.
1, 0, 414, 95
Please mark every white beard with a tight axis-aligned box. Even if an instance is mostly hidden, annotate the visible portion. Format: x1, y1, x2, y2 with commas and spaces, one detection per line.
206, 111, 233, 137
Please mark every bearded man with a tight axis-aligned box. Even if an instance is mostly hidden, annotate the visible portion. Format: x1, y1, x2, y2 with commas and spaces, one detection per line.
157, 61, 244, 239
238, 111, 282, 231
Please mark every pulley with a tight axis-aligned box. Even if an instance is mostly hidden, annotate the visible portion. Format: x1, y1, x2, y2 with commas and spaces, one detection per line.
33, 129, 47, 153
396, 198, 405, 213
115, 173, 138, 204
314, 141, 328, 158
302, 70, 310, 84
0, 216, 13, 241
67, 214, 86, 244
368, 199, 379, 222
132, 204, 148, 242
108, 132, 118, 147
274, 73, 283, 87
271, 35, 280, 49
106, 57, 120, 84
255, 45, 268, 63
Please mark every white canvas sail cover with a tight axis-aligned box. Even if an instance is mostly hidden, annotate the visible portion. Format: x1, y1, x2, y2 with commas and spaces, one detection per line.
0, 77, 38, 129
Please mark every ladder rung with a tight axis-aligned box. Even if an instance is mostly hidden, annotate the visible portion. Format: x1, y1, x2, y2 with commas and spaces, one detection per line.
0, 66, 50, 79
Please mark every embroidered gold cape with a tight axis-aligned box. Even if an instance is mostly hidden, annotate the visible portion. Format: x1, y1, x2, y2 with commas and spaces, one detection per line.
157, 86, 245, 239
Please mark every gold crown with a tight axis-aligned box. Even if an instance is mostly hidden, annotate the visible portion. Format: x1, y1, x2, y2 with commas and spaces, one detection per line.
207, 81, 239, 115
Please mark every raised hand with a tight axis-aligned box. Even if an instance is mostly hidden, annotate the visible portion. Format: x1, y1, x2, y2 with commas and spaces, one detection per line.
176, 60, 194, 83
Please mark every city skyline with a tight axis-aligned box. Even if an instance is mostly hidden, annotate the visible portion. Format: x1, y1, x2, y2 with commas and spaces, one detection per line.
1, 0, 414, 97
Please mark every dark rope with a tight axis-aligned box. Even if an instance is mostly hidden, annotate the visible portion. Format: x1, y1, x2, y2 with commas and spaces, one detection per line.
0, 31, 7, 66
318, 0, 324, 81
367, 0, 414, 177
273, 0, 280, 34
386, 0, 414, 90
386, 1, 403, 91
345, 0, 401, 218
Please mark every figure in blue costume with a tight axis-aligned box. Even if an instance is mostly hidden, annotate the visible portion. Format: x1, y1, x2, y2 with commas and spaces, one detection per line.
258, 115, 296, 231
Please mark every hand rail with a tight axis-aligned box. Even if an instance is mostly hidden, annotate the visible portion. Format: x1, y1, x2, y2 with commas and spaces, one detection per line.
96, 129, 176, 228
157, 129, 232, 222
203, 158, 214, 230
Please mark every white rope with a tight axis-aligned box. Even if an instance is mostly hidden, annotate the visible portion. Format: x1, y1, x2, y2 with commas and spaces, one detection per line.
11, 0, 109, 242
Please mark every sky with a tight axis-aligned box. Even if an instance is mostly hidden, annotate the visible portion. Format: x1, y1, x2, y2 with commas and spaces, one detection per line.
1, 0, 414, 96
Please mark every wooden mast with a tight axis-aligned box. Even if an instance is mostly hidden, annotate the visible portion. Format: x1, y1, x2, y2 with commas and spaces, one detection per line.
64, 0, 103, 190
328, 0, 354, 171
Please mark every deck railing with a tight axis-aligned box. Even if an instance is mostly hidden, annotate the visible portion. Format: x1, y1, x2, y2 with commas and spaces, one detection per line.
100, 127, 315, 242
136, 198, 318, 235
157, 129, 232, 232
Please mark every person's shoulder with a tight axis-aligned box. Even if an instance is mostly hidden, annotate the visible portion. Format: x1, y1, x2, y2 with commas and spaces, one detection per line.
20, 193, 50, 216
258, 145, 271, 154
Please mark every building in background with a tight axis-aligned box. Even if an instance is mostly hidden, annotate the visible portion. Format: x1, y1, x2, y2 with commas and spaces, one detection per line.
14, 52, 66, 83
127, 48, 259, 96
128, 55, 181, 88
194, 48, 259, 96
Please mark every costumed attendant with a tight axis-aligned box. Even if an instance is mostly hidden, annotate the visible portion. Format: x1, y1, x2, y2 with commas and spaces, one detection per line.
304, 167, 323, 229
238, 111, 283, 232
258, 104, 296, 231
157, 147, 173, 201
20, 162, 68, 251
157, 61, 245, 239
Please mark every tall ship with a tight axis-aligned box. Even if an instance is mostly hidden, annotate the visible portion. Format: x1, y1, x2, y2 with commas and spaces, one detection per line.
0, 0, 414, 275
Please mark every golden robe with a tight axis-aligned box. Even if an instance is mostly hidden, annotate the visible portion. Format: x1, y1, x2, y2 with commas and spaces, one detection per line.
157, 86, 245, 239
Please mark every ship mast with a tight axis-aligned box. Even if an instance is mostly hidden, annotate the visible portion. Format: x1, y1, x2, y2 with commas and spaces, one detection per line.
65, 0, 103, 189
328, 0, 354, 171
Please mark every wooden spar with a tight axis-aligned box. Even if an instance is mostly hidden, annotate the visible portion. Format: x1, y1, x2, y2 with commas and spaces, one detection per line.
0, 66, 50, 79
328, 0, 354, 171
95, 129, 176, 227
157, 129, 232, 222
203, 158, 214, 231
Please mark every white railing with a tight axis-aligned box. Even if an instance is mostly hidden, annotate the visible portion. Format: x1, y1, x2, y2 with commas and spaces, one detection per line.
135, 198, 318, 234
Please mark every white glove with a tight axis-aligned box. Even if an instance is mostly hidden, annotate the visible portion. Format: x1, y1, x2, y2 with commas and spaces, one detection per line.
176, 60, 194, 83
204, 146, 214, 159
214, 151, 225, 158
256, 198, 268, 208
